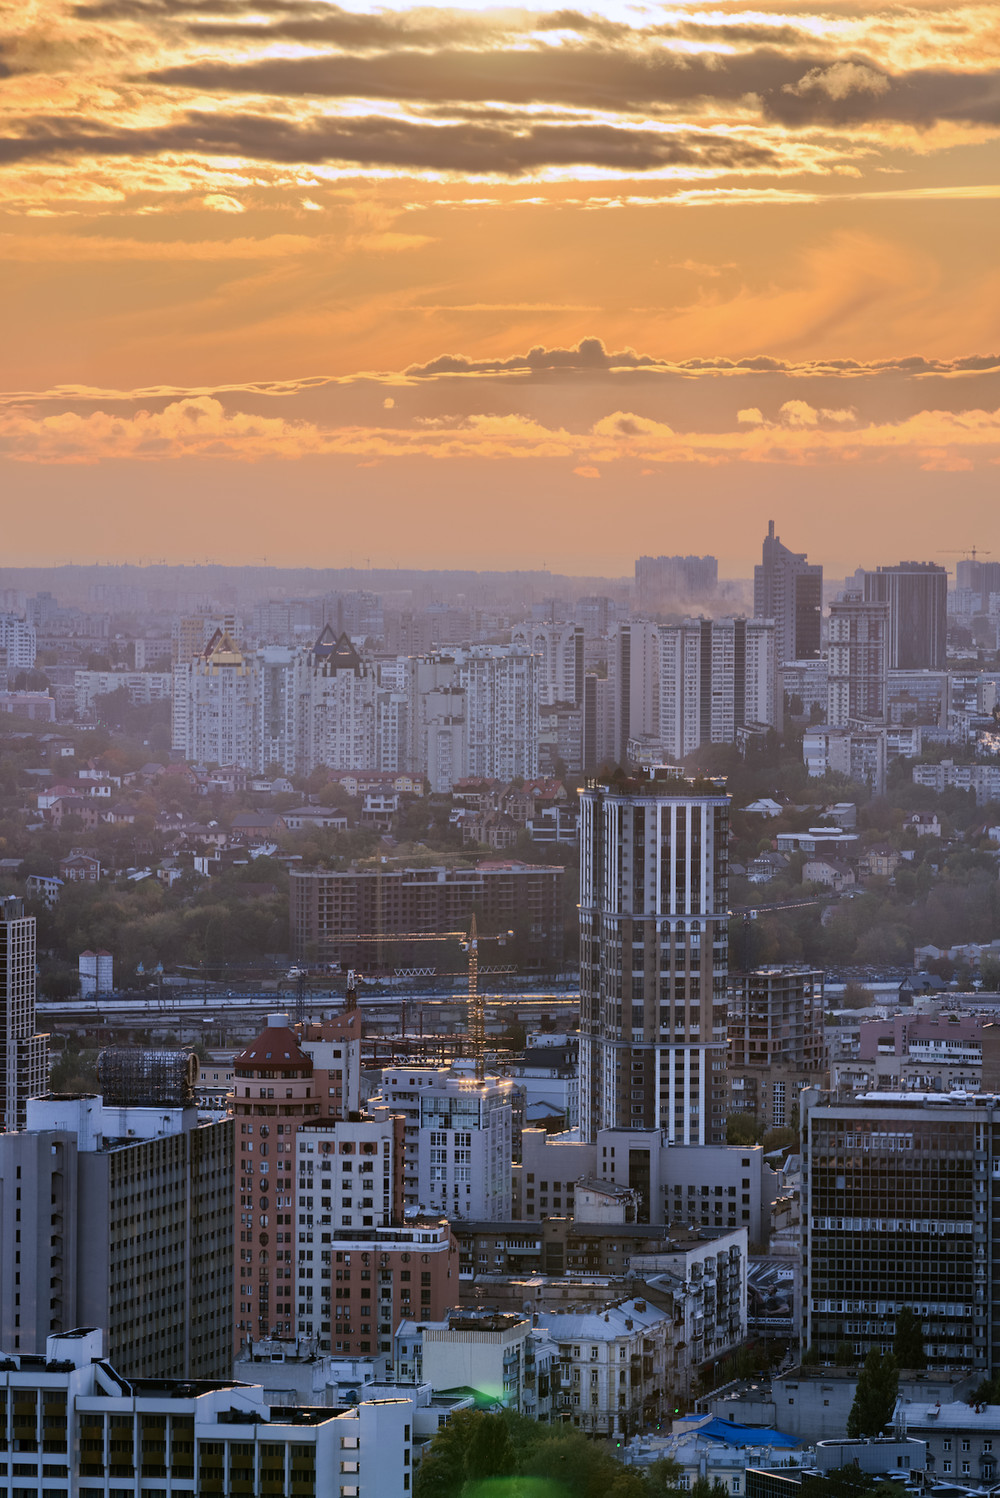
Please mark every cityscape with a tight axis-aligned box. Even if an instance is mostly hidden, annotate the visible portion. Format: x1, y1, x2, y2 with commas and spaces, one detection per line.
3, 0, 1000, 1492
0, 531, 995, 1496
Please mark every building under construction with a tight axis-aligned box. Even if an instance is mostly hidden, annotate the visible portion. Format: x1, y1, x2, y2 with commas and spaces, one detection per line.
290, 860, 564, 972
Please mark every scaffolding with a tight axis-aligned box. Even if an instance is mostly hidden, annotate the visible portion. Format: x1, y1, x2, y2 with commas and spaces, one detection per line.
97, 1048, 198, 1107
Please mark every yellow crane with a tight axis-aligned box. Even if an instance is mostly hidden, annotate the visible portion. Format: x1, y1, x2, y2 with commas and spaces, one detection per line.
324, 917, 513, 1078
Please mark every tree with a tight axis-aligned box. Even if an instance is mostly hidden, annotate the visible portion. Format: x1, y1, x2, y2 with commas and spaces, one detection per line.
834, 1342, 856, 1367
840, 981, 875, 1009
464, 1414, 516, 1485
726, 1112, 763, 1146
846, 1349, 899, 1437
645, 1458, 685, 1498
893, 1306, 927, 1369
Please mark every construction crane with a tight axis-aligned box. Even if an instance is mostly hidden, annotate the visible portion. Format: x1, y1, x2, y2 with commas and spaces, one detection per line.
940, 546, 992, 562
319, 919, 514, 1078
732, 897, 826, 974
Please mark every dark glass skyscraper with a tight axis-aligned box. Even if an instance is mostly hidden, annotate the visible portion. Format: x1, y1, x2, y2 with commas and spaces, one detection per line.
862, 561, 948, 670
753, 521, 822, 670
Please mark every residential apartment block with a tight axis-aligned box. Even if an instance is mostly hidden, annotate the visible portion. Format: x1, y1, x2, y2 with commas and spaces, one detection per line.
579, 768, 730, 1144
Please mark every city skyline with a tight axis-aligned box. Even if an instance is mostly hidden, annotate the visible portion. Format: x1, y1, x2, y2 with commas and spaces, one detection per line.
1, 0, 998, 573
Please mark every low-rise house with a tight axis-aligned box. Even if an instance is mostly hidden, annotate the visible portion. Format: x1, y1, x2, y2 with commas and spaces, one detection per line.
59, 850, 102, 883
802, 856, 855, 892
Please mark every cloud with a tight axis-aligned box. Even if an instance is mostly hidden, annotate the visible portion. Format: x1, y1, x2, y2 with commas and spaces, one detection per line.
5, 390, 1000, 472
404, 337, 1000, 382
785, 62, 891, 101
0, 111, 782, 176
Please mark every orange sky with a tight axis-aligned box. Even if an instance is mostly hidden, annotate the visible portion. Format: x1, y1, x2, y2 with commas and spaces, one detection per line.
2, 0, 999, 576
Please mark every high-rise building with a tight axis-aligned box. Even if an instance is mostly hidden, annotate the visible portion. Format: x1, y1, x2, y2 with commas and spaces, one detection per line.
656, 617, 777, 761
802, 1089, 1000, 1370
171, 629, 257, 767
0, 897, 47, 1134
610, 619, 660, 764
376, 1068, 515, 1220
727, 966, 826, 1128
0, 614, 36, 673
578, 767, 730, 1145
754, 520, 822, 671
862, 562, 948, 670
0, 1076, 232, 1376
511, 622, 584, 707
826, 594, 890, 726
582, 673, 615, 774
296, 626, 380, 774
459, 647, 539, 782
233, 1009, 362, 1348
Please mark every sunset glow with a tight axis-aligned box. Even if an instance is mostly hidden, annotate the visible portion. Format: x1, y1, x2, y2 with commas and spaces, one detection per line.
3, 0, 999, 574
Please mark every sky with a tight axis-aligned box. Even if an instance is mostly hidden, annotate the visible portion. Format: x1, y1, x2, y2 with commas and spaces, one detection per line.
2, 0, 999, 578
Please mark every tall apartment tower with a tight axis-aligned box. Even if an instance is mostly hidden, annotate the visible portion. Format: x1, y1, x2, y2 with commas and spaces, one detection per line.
171, 629, 257, 766
511, 622, 584, 707
754, 521, 823, 670
610, 619, 660, 764
579, 768, 731, 1145
234, 1008, 362, 1348
656, 617, 777, 761
826, 594, 890, 726
0, 897, 47, 1133
862, 562, 948, 670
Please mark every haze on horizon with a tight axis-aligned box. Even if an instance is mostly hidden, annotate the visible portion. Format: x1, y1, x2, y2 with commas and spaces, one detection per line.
2, 0, 999, 575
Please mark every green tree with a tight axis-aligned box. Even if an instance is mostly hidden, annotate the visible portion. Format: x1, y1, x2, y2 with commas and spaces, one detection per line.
846, 1349, 899, 1437
893, 1306, 927, 1369
465, 1415, 517, 1485
834, 1342, 856, 1367
645, 1457, 685, 1498
726, 1112, 763, 1145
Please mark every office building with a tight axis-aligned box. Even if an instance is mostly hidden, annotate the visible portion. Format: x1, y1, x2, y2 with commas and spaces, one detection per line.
290, 861, 564, 972
728, 967, 826, 1128
0, 897, 47, 1134
0, 1074, 233, 1377
376, 1068, 515, 1220
801, 1089, 1000, 1369
754, 521, 822, 670
515, 1127, 777, 1241
0, 1326, 414, 1498
862, 562, 948, 671
579, 767, 731, 1145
